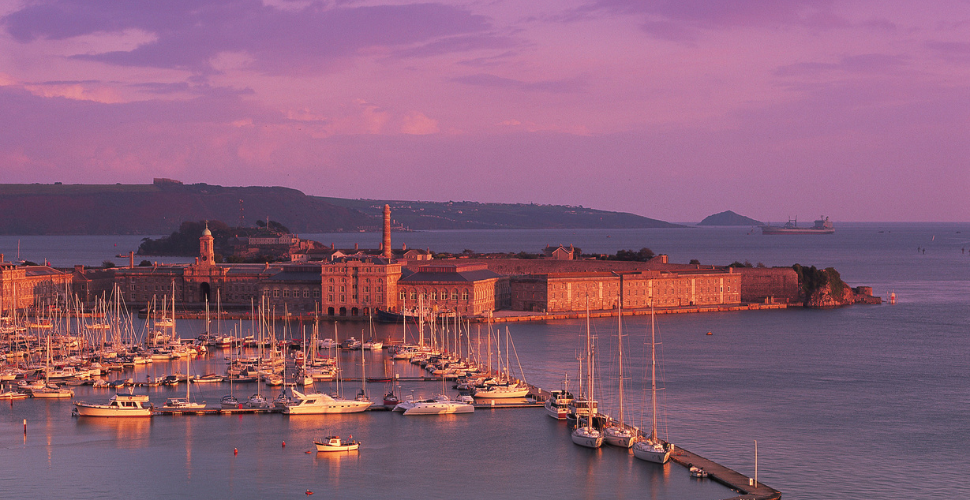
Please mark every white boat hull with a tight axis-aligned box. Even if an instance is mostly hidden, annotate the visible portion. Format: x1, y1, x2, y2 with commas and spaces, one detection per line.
604, 427, 636, 448
403, 402, 474, 415
632, 441, 670, 463
571, 427, 604, 448
74, 404, 152, 417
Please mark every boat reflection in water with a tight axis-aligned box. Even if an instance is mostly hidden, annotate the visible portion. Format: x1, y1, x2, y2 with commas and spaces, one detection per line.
74, 415, 152, 446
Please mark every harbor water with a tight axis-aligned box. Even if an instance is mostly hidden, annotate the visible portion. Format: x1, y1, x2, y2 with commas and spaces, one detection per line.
2, 223, 969, 499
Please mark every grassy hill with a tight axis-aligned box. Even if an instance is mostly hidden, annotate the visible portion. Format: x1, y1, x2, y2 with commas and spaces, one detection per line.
0, 181, 680, 234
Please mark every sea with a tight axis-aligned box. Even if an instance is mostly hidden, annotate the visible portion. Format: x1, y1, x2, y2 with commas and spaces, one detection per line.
1, 223, 968, 499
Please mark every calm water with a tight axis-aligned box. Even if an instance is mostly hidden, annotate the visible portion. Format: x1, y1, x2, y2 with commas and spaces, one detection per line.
2, 224, 969, 499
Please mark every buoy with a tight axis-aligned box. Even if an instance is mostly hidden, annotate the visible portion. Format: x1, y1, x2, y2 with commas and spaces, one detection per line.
305, 450, 311, 454
282, 441, 286, 448
706, 331, 712, 335
233, 448, 238, 455
306, 490, 314, 495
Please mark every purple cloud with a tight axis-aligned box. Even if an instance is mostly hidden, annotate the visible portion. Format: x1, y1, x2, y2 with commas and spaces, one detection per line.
2, 1, 497, 74
451, 73, 585, 93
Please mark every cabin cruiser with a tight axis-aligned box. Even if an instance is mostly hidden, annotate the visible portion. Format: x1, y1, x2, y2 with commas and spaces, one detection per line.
74, 392, 153, 417
544, 389, 575, 420
396, 394, 474, 415
283, 389, 372, 414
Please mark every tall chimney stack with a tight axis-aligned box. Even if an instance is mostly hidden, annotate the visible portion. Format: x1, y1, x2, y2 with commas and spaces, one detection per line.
382, 204, 392, 259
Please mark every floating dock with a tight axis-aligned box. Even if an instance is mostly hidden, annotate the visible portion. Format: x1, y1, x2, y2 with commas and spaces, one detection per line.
671, 446, 781, 500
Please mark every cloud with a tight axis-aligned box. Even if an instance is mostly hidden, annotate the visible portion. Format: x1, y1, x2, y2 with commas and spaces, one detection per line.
2, 1, 498, 75
400, 112, 439, 135
581, 0, 848, 41
925, 41, 970, 63
775, 53, 908, 77
451, 73, 585, 93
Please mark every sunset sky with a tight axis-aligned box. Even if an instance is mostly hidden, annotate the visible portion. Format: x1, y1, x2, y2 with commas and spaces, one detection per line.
1, 0, 967, 222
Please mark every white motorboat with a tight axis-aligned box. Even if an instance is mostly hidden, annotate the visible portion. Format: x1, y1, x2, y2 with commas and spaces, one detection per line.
544, 385, 574, 420
471, 382, 530, 399
283, 389, 372, 414
161, 397, 206, 410
402, 394, 474, 415
313, 435, 359, 452
74, 393, 153, 417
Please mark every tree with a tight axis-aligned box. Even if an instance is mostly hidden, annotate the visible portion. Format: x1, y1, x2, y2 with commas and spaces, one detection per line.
102, 260, 116, 268
139, 260, 152, 267
689, 259, 700, 265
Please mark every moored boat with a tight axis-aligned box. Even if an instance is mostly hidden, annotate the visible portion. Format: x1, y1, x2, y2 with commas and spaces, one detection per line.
283, 388, 372, 414
313, 435, 359, 452
74, 392, 153, 417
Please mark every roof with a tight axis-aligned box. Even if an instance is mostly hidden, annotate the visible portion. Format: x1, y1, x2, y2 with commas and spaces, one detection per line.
400, 268, 502, 283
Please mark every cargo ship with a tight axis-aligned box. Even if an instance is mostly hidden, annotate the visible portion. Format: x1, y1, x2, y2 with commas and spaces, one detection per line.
761, 216, 834, 235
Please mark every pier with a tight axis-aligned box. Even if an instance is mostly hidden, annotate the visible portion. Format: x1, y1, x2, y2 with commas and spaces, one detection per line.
671, 446, 781, 500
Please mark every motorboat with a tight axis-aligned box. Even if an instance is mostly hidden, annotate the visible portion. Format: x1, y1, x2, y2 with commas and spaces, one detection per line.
471, 381, 530, 399
161, 397, 206, 410
690, 466, 708, 478
544, 388, 574, 420
74, 392, 153, 417
283, 389, 372, 414
0, 387, 28, 400
402, 394, 474, 416
313, 436, 359, 452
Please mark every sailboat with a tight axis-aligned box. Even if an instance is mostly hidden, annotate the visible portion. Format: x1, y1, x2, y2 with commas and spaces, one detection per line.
632, 304, 671, 463
571, 303, 603, 448
31, 333, 74, 399
604, 302, 635, 447
162, 342, 205, 410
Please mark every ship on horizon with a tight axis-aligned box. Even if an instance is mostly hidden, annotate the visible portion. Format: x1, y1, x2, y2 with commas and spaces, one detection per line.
761, 216, 834, 235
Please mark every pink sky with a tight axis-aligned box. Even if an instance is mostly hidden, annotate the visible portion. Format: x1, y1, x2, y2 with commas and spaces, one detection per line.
1, 0, 967, 222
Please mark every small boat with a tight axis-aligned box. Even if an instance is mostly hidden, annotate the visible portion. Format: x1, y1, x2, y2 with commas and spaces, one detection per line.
0, 387, 28, 400
74, 392, 153, 417
283, 389, 372, 414
161, 397, 206, 410
221, 395, 241, 409
544, 383, 574, 420
313, 435, 359, 452
402, 394, 474, 416
192, 373, 224, 383
690, 466, 708, 478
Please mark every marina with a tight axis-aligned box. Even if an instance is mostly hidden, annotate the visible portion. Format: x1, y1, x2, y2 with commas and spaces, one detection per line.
2, 224, 969, 498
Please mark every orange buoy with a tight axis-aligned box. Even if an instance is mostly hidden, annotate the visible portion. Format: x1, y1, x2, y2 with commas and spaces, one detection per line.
282, 441, 286, 447
306, 490, 314, 495
233, 448, 238, 455
706, 331, 712, 335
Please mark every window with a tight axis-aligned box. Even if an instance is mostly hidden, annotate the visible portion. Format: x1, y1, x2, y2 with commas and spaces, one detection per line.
328, 295, 333, 301
400, 290, 406, 300
283, 290, 290, 298
410, 291, 417, 300
314, 290, 321, 298
273, 289, 280, 297
462, 290, 469, 301
431, 290, 437, 301
303, 290, 310, 298
452, 289, 459, 300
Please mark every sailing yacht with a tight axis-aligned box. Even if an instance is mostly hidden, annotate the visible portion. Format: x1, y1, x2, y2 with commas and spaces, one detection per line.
632, 305, 671, 464
162, 349, 205, 410
571, 305, 603, 448
604, 304, 635, 448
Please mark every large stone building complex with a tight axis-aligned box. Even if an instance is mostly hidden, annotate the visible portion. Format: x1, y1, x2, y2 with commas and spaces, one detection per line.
6, 207, 802, 319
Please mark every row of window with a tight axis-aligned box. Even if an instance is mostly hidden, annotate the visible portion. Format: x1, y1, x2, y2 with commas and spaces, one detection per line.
398, 288, 470, 302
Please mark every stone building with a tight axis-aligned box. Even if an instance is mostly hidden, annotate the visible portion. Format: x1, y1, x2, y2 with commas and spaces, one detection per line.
510, 269, 743, 313
1, 259, 72, 315
320, 257, 401, 317
397, 264, 509, 316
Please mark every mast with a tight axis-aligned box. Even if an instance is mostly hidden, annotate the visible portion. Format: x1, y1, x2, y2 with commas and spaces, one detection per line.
650, 302, 658, 441
617, 300, 625, 427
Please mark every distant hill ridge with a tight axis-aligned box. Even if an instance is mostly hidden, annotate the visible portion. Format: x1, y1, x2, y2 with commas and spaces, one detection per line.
698, 210, 763, 226
0, 180, 679, 235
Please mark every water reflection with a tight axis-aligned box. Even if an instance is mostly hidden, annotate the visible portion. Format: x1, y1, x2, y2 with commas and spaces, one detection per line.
75, 417, 152, 446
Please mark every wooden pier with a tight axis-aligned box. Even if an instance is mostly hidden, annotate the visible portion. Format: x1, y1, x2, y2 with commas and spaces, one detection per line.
671, 446, 781, 500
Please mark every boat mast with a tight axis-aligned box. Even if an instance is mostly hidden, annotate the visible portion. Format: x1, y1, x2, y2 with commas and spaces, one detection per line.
617, 300, 625, 428
650, 302, 658, 442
